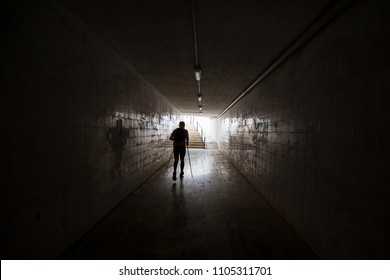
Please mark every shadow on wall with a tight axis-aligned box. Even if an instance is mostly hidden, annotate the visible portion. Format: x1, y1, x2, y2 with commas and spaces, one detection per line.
106, 119, 129, 177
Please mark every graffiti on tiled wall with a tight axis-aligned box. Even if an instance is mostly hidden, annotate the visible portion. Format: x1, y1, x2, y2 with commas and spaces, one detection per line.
106, 112, 176, 178
219, 116, 273, 177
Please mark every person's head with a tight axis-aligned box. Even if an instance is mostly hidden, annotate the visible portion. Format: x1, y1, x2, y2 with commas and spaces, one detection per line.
179, 121, 185, 128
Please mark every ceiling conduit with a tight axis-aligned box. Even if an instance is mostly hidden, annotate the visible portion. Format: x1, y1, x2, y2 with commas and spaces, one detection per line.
191, 0, 203, 113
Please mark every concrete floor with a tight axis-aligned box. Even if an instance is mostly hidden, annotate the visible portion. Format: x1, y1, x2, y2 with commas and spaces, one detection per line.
60, 149, 317, 260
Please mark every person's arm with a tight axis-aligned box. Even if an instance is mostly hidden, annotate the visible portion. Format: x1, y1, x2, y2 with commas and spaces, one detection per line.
169, 130, 175, 141
185, 130, 189, 146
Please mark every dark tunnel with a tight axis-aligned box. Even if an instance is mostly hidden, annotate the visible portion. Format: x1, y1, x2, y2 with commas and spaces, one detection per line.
1, 0, 389, 260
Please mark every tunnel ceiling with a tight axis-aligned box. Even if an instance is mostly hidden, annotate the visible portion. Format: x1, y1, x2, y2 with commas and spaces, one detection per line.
63, 0, 333, 117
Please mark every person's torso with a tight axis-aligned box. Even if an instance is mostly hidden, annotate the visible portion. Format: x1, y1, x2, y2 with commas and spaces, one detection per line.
173, 128, 187, 146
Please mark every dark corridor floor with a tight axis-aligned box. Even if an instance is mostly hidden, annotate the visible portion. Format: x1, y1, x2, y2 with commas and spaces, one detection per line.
61, 149, 317, 260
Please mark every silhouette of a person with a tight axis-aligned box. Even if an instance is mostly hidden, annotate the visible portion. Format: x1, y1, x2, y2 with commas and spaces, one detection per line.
169, 121, 189, 181
107, 119, 128, 176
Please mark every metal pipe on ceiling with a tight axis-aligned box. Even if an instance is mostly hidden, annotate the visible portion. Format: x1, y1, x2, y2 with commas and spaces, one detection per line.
191, 0, 202, 113
191, 0, 199, 67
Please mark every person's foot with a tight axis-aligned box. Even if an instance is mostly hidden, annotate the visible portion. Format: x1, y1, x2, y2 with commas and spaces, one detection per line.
172, 172, 177, 181
179, 171, 184, 178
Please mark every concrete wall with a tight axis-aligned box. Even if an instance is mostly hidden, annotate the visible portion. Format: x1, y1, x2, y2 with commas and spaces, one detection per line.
218, 0, 389, 259
1, 0, 179, 258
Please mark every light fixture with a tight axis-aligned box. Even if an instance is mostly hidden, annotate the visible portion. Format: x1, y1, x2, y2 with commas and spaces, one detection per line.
194, 66, 201, 81
197, 94, 202, 102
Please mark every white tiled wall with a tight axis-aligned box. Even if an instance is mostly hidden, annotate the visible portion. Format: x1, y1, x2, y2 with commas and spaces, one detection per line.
1, 0, 179, 258
218, 0, 389, 259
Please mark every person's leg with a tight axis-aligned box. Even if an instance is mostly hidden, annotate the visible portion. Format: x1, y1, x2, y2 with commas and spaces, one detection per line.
179, 147, 186, 177
173, 153, 179, 172
173, 149, 179, 180
180, 155, 185, 173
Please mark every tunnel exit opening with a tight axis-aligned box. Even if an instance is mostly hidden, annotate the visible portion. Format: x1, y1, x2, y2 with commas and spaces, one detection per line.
182, 115, 218, 148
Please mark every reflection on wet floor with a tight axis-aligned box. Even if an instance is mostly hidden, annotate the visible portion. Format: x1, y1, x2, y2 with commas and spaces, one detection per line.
61, 149, 317, 259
